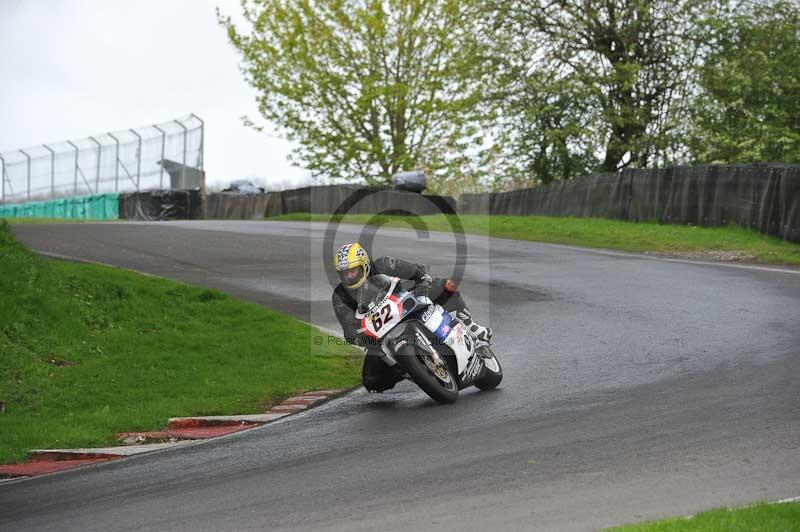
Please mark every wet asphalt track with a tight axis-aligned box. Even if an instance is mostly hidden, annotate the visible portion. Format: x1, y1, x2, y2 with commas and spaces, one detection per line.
2, 220, 799, 531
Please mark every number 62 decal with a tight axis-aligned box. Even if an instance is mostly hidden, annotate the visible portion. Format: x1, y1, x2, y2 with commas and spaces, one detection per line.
361, 296, 403, 339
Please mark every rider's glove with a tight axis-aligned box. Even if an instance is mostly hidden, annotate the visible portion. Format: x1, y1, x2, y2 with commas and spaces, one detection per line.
415, 274, 433, 298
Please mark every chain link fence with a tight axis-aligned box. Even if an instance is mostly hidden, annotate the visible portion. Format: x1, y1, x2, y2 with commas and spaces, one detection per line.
0, 115, 203, 204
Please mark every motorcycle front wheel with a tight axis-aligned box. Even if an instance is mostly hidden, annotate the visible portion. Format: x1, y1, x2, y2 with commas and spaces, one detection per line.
396, 345, 459, 404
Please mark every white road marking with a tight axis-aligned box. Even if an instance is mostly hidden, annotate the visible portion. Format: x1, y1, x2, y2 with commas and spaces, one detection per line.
557, 244, 800, 276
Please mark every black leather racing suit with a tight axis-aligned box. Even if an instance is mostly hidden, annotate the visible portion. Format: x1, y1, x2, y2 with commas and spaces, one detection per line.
331, 256, 468, 392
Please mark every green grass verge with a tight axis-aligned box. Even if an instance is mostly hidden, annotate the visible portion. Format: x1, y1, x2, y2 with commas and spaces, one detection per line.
0, 221, 361, 464
272, 213, 800, 266
607, 501, 800, 531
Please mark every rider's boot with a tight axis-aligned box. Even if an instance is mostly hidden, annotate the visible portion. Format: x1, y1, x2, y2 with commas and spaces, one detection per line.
456, 308, 492, 344
362, 351, 403, 393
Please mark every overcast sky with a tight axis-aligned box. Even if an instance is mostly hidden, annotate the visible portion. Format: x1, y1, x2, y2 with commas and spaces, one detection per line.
0, 0, 309, 189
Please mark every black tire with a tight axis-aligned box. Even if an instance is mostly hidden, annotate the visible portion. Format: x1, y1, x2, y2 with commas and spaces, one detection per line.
475, 350, 503, 391
396, 345, 459, 404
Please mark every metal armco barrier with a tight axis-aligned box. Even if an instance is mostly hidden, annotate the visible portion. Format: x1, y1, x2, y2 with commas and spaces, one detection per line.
459, 164, 800, 243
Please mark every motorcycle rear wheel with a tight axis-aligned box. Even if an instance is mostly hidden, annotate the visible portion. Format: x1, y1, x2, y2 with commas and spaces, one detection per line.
396, 345, 459, 404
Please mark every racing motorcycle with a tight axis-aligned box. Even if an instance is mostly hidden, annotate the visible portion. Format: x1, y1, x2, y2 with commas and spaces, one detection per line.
356, 274, 502, 404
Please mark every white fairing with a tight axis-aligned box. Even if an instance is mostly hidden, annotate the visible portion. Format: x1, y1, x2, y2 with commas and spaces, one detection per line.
422, 304, 474, 374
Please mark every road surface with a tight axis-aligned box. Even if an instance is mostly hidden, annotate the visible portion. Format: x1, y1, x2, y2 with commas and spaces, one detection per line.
2, 220, 799, 531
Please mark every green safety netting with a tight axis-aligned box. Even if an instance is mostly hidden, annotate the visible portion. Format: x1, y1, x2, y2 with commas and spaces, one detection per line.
0, 193, 120, 220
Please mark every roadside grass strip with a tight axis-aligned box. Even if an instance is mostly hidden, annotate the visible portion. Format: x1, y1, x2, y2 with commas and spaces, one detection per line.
272, 213, 800, 266
0, 389, 348, 479
0, 390, 348, 479
0, 220, 361, 471
606, 500, 800, 531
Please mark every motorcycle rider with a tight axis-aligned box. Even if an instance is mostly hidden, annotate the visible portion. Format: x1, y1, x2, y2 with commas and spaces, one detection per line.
331, 242, 492, 393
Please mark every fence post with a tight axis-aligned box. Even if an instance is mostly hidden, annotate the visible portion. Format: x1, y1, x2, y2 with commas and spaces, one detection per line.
43, 144, 55, 199
129, 129, 142, 191
153, 124, 166, 189
20, 149, 31, 200
174, 119, 188, 187
66, 141, 79, 195
0, 155, 5, 203
190, 113, 204, 169
89, 136, 102, 194
108, 133, 120, 191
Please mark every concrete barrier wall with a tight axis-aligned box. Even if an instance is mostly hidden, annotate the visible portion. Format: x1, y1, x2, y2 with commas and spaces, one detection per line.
459, 164, 800, 243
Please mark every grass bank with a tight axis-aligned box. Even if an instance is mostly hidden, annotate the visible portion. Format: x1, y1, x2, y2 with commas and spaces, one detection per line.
0, 221, 361, 464
606, 500, 800, 531
272, 213, 800, 266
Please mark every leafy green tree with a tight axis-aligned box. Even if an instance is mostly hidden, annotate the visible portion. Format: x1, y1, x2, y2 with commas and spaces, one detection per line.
489, 66, 603, 189
220, 0, 486, 187
489, 0, 720, 179
690, 0, 800, 163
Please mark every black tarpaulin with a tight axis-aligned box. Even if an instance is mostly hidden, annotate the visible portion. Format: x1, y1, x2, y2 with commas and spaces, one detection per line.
459, 164, 800, 243
118, 190, 203, 221
264, 185, 456, 218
